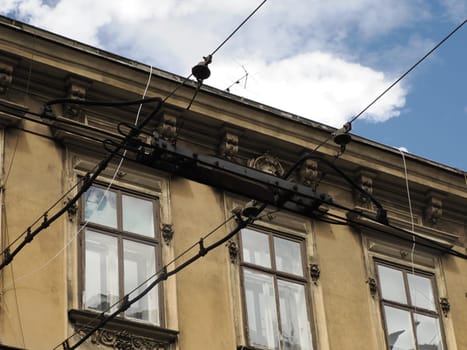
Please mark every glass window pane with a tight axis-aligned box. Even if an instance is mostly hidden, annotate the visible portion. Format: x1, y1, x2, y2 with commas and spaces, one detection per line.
124, 240, 159, 324
122, 195, 155, 237
377, 265, 407, 304
243, 268, 279, 349
278, 280, 313, 350
414, 313, 443, 350
407, 274, 436, 311
274, 237, 303, 276
84, 230, 119, 313
242, 229, 271, 268
85, 186, 117, 228
383, 306, 416, 350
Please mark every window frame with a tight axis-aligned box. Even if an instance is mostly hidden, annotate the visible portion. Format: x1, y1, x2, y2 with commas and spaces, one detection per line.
78, 182, 165, 326
374, 260, 447, 350
239, 226, 315, 350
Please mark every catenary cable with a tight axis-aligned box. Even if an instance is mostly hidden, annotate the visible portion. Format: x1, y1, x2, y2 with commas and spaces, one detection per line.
308, 18, 467, 158
2, 67, 155, 289
53, 214, 237, 350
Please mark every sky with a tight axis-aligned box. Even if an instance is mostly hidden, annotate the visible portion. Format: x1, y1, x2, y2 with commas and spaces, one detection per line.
1, 0, 466, 170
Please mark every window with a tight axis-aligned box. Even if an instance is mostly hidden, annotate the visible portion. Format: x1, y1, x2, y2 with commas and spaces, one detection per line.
80, 184, 161, 325
376, 262, 444, 350
240, 227, 313, 350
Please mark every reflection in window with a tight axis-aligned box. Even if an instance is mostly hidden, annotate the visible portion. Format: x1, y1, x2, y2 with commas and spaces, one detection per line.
124, 240, 158, 323
82, 185, 160, 325
241, 228, 312, 350
84, 230, 119, 313
122, 195, 155, 237
376, 262, 444, 350
244, 269, 279, 349
85, 187, 117, 228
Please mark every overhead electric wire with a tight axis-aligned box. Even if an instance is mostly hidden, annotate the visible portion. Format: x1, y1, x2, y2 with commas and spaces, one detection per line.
309, 17, 467, 157
348, 17, 466, 124
0, 96, 164, 271
53, 214, 238, 350
209, 0, 269, 57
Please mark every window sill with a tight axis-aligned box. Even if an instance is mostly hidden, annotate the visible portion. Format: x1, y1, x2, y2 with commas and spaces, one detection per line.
68, 309, 178, 349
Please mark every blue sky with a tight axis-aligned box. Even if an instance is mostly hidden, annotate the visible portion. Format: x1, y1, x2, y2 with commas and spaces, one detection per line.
2, 0, 466, 170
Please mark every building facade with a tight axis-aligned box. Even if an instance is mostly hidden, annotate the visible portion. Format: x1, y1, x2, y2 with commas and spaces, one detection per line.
0, 16, 466, 350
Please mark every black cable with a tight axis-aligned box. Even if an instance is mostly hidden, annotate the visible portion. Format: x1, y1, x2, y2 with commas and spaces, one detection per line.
59, 214, 252, 350
0, 99, 164, 271
209, 0, 269, 57
305, 18, 467, 159
53, 214, 237, 350
0, 0, 270, 275
349, 18, 466, 124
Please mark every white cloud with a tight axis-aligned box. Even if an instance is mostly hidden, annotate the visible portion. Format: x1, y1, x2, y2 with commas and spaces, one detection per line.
208, 52, 406, 127
442, 0, 467, 22
1, 0, 430, 127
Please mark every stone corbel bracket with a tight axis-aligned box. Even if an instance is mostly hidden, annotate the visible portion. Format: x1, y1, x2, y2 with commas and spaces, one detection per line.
65, 76, 92, 119
354, 169, 377, 209
218, 130, 239, 161
156, 113, 178, 144
297, 158, 320, 190
0, 55, 18, 94
424, 191, 444, 226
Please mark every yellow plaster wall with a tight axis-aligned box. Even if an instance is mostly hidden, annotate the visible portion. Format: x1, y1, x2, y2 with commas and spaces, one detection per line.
443, 255, 467, 349
171, 178, 237, 350
0, 122, 66, 349
315, 220, 378, 350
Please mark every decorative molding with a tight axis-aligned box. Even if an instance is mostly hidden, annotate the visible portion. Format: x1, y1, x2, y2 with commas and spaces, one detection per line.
161, 224, 174, 245
367, 277, 378, 297
439, 297, 450, 317
227, 240, 239, 263
309, 263, 320, 283
297, 158, 319, 190
354, 169, 377, 208
156, 114, 178, 144
0, 62, 13, 94
247, 151, 284, 177
218, 131, 239, 161
69, 309, 178, 350
424, 191, 444, 226
87, 328, 167, 350
65, 76, 91, 119
0, 98, 27, 126
65, 197, 78, 222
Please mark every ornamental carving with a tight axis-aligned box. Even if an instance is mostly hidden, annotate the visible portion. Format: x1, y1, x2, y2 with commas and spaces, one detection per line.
367, 277, 378, 297
227, 239, 238, 263
309, 264, 320, 283
0, 61, 14, 94
65, 76, 91, 119
156, 114, 178, 144
297, 158, 319, 190
354, 170, 376, 209
247, 151, 284, 177
424, 192, 443, 226
85, 328, 167, 350
218, 131, 239, 161
161, 224, 174, 245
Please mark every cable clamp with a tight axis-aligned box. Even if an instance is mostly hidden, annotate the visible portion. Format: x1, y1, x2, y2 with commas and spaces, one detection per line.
3, 247, 12, 265
25, 227, 34, 243
120, 295, 131, 312
160, 266, 168, 281
199, 239, 207, 256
